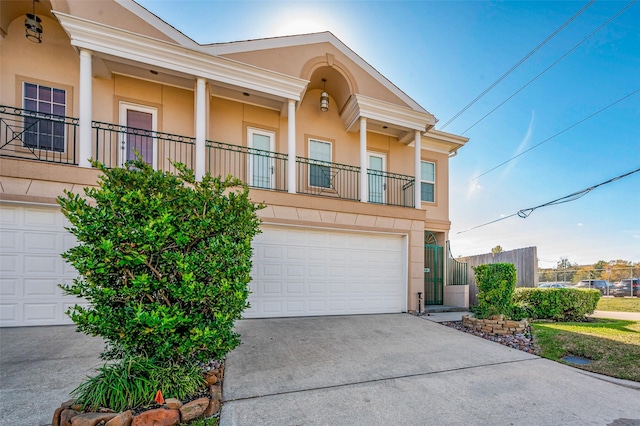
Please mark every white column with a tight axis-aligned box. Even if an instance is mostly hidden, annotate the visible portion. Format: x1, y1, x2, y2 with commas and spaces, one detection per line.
287, 99, 296, 194
195, 78, 206, 181
78, 49, 92, 168
359, 117, 368, 203
414, 130, 422, 209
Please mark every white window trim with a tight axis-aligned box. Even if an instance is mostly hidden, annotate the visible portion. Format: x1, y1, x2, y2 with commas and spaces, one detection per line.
421, 160, 436, 203
118, 102, 158, 169
247, 127, 276, 189
308, 138, 333, 189
22, 82, 67, 153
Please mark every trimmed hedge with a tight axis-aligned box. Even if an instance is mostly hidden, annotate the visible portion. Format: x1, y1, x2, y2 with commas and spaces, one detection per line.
472, 263, 517, 319
513, 288, 600, 321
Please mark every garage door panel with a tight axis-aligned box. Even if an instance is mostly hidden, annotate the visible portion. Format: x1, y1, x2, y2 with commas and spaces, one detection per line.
246, 225, 406, 318
1, 205, 82, 327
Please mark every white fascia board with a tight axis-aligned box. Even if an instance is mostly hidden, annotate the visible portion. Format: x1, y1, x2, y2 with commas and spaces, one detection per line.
202, 32, 430, 114
419, 129, 469, 154
53, 12, 308, 101
342, 94, 436, 133
117, 0, 198, 47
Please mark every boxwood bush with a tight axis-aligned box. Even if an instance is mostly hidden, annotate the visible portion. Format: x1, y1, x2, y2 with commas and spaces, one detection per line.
59, 158, 263, 364
514, 288, 600, 321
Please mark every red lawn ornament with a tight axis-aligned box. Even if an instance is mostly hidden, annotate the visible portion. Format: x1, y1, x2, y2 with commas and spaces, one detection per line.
154, 390, 165, 405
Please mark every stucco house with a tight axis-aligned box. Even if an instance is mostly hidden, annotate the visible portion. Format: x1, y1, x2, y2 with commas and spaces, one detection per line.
0, 0, 468, 327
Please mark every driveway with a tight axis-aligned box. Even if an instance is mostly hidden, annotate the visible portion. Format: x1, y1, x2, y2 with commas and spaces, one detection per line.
221, 314, 640, 426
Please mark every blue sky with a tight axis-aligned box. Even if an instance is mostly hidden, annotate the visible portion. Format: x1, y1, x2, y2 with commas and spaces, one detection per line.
136, 0, 640, 266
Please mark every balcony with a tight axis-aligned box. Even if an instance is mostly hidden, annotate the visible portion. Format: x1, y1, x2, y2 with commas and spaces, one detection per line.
1, 105, 415, 208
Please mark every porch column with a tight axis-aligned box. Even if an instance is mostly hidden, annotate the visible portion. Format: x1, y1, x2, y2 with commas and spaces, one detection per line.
195, 77, 206, 181
287, 99, 296, 194
414, 130, 421, 209
78, 49, 92, 168
359, 117, 368, 203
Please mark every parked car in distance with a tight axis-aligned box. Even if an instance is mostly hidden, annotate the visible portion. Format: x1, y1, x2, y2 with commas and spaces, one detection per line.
574, 279, 614, 295
612, 278, 639, 297
538, 282, 570, 288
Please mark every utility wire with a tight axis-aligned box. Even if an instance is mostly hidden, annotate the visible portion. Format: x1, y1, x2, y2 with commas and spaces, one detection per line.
454, 87, 640, 189
439, 0, 595, 130
456, 167, 640, 235
460, 0, 637, 135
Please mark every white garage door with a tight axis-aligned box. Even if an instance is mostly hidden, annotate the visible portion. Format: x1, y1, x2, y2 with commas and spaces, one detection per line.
245, 225, 406, 318
0, 204, 82, 327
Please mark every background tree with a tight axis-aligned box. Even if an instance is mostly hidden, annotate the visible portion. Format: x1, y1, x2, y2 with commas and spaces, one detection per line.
491, 245, 503, 254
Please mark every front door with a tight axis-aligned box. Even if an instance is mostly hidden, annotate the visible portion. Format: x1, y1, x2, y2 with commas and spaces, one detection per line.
424, 231, 444, 305
119, 102, 157, 168
367, 152, 386, 204
248, 128, 275, 189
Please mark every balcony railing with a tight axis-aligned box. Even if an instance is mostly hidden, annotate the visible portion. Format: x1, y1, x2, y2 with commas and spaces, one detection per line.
206, 140, 289, 192
1, 105, 416, 208
296, 157, 360, 201
93, 121, 196, 173
0, 105, 78, 165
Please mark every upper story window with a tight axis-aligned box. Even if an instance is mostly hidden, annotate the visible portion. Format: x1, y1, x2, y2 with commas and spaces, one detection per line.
23, 82, 66, 152
420, 161, 435, 203
309, 139, 332, 188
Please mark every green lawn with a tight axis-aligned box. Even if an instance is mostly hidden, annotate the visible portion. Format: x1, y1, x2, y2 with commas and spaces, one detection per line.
531, 319, 640, 382
596, 297, 640, 312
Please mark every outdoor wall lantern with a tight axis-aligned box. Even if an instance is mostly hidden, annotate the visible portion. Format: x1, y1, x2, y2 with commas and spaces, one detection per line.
320, 78, 329, 112
25, 0, 43, 43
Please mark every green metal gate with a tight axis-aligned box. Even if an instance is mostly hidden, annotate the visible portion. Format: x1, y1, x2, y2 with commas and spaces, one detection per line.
424, 231, 444, 305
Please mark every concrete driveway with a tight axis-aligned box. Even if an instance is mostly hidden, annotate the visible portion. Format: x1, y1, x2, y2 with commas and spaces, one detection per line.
221, 314, 640, 426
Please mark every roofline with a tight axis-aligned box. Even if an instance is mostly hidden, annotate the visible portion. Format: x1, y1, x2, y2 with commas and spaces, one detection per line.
121, 0, 198, 47
196, 31, 431, 115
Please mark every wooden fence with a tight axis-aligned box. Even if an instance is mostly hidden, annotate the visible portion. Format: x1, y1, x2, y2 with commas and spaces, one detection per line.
458, 246, 538, 306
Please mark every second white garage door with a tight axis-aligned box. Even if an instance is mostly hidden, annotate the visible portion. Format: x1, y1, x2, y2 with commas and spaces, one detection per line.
245, 225, 406, 318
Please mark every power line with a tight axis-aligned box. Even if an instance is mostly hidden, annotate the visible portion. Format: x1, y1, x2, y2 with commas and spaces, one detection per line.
439, 0, 595, 130
454, 87, 640, 189
456, 167, 640, 235
460, 0, 637, 135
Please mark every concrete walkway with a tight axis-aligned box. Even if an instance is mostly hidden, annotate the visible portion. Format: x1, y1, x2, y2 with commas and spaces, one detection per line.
590, 310, 640, 321
221, 314, 640, 425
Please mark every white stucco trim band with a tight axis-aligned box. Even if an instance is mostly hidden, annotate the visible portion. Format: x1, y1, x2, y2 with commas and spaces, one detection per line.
53, 12, 308, 102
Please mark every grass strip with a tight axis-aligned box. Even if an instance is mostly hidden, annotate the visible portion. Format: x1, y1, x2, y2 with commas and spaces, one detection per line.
531, 319, 640, 382
596, 297, 640, 313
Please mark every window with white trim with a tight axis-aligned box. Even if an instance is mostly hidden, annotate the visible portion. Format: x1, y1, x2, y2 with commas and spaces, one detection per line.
420, 161, 435, 203
309, 139, 332, 188
23, 82, 66, 152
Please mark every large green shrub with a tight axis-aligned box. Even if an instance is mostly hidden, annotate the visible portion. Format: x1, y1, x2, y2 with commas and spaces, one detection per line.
514, 288, 600, 321
472, 263, 517, 319
59, 158, 263, 364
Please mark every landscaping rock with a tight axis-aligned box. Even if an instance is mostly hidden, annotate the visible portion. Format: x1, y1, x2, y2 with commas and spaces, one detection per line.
209, 384, 222, 401
131, 408, 180, 426
70, 412, 118, 426
179, 397, 209, 422
60, 409, 80, 426
105, 410, 133, 426
164, 398, 182, 409
204, 399, 221, 418
205, 371, 218, 386
52, 407, 64, 426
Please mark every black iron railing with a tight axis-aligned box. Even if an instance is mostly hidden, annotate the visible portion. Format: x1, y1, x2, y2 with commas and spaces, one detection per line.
93, 121, 196, 172
368, 169, 415, 208
447, 241, 468, 286
2, 105, 417, 208
296, 156, 360, 201
206, 140, 289, 192
0, 105, 78, 165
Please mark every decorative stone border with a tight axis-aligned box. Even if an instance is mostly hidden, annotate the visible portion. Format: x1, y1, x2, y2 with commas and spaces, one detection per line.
462, 314, 528, 336
51, 367, 223, 426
